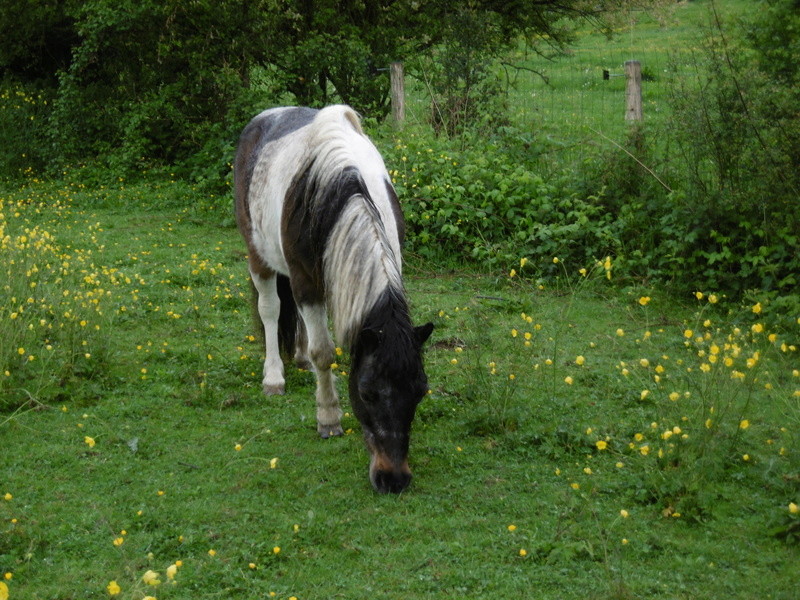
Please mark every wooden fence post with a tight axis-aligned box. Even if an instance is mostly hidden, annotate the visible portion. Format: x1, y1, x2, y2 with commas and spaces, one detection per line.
625, 60, 642, 121
390, 62, 405, 125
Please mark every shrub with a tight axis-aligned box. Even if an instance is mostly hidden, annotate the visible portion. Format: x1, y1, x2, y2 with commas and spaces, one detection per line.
379, 126, 621, 272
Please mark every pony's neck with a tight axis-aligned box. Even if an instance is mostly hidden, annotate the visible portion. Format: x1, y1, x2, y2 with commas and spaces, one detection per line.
324, 193, 404, 347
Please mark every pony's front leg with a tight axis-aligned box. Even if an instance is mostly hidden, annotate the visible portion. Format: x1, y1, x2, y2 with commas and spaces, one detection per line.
250, 269, 285, 395
298, 303, 343, 438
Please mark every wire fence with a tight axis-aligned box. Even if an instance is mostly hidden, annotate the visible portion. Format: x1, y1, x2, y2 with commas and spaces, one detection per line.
399, 3, 722, 165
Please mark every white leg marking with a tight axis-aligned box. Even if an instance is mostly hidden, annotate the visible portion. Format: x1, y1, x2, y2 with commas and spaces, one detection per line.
251, 270, 285, 395
298, 303, 343, 437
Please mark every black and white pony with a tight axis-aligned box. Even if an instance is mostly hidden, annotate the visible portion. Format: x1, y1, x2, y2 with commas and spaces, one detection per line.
234, 105, 433, 494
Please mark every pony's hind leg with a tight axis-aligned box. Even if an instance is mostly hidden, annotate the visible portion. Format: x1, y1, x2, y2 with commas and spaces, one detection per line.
297, 303, 343, 438
250, 268, 286, 395
294, 318, 312, 371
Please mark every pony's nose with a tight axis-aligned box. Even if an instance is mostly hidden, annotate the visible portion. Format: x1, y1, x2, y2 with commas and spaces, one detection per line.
373, 469, 412, 494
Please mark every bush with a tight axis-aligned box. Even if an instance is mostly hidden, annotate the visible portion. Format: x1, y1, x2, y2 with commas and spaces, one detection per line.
655, 0, 800, 297
379, 126, 621, 272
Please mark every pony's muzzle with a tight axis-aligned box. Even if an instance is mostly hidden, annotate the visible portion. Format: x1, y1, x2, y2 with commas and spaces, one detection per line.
369, 453, 412, 494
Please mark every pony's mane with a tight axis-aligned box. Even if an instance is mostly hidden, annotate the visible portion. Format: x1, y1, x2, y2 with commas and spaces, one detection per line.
357, 286, 421, 378
298, 106, 404, 347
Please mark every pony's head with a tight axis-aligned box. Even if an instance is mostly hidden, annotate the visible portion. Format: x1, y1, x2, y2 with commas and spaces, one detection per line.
349, 318, 433, 494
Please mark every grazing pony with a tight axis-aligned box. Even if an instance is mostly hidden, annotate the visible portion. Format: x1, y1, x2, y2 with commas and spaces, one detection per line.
234, 105, 433, 494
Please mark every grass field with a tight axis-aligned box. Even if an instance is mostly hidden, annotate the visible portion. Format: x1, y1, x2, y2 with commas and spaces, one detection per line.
2, 180, 798, 599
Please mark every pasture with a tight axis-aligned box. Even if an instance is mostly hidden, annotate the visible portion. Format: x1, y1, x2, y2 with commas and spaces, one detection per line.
2, 180, 798, 599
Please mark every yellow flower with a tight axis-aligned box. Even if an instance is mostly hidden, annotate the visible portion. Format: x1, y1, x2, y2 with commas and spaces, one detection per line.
0, 582, 6, 600
3, 493, 11, 501
273, 546, 281, 554
789, 503, 799, 514
509, 269, 517, 278
616, 328, 625, 337
107, 581, 121, 595
683, 329, 693, 339
751, 323, 763, 334
640, 390, 650, 400
708, 294, 718, 304
113, 537, 124, 547
570, 482, 580, 490
752, 302, 762, 314
695, 291, 704, 300
620, 509, 629, 518
596, 440, 608, 450
564, 376, 574, 385
520, 257, 528, 268
166, 563, 178, 580
552, 257, 559, 264
739, 419, 750, 430
669, 392, 680, 402
575, 355, 585, 366
208, 549, 217, 557
270, 457, 278, 469
142, 570, 161, 586
84, 436, 96, 448
235, 443, 242, 451
639, 358, 649, 368
638, 296, 651, 306
519, 548, 528, 557
507, 524, 517, 532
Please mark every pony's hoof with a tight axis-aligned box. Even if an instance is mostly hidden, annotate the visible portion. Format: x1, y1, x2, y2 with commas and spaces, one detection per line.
295, 358, 312, 371
318, 424, 344, 439
263, 383, 285, 396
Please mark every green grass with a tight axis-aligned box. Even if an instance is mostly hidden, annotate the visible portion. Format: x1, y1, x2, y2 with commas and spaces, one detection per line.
2, 181, 799, 599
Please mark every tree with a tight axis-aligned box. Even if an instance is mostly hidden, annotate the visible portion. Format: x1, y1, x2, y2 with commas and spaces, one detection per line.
0, 0, 662, 179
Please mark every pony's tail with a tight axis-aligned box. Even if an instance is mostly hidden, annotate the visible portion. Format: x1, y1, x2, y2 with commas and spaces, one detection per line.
276, 274, 298, 358
249, 274, 297, 358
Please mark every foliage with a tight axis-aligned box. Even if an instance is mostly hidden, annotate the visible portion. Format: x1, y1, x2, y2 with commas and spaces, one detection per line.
381, 126, 620, 271
45, 0, 272, 179
656, 0, 800, 298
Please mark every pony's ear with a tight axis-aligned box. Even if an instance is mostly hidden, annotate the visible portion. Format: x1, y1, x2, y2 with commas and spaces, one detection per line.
415, 322, 434, 345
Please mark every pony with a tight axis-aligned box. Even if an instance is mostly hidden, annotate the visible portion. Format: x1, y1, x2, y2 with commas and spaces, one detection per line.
234, 105, 433, 494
